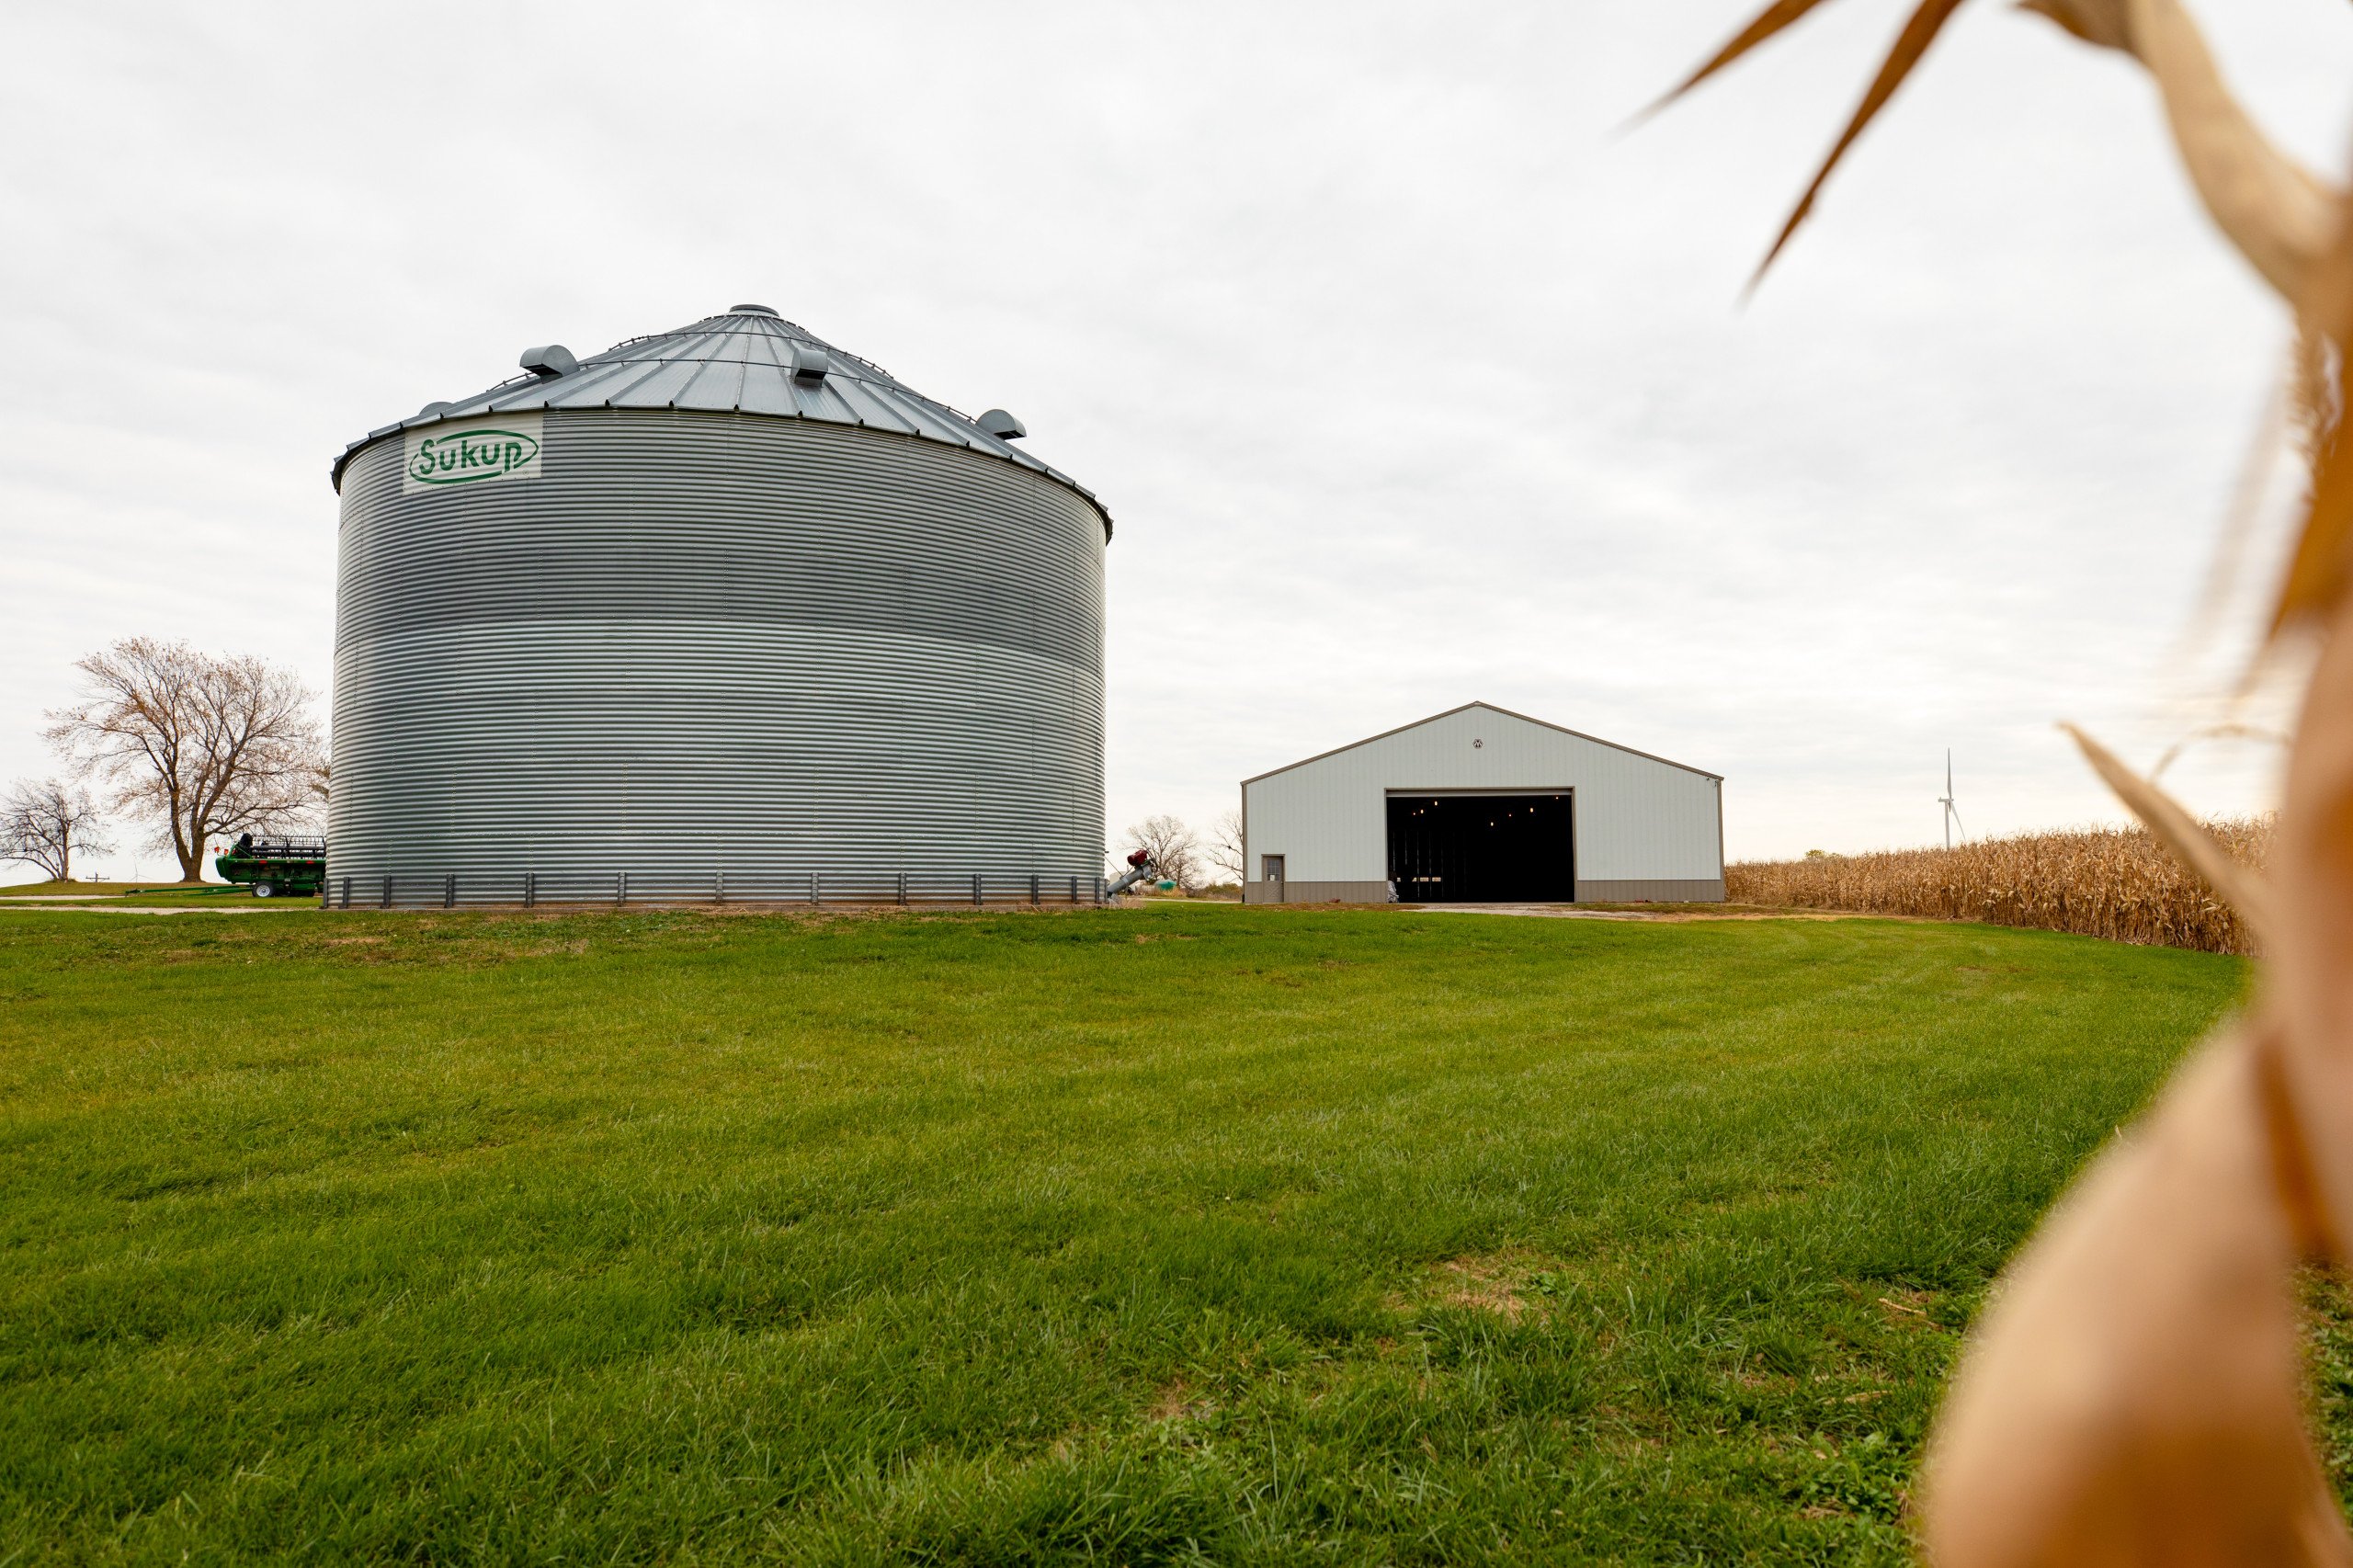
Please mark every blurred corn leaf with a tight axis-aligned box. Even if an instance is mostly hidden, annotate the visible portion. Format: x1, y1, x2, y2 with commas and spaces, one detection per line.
1646, 0, 1838, 114
2276, 223, 2353, 635
1757, 0, 1972, 283
1660, 0, 1974, 286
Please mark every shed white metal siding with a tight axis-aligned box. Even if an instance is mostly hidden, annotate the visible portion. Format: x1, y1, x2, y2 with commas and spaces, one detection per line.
1242, 703, 1722, 903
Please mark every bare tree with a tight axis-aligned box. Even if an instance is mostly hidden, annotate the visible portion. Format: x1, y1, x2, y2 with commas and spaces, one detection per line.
1119, 814, 1201, 891
46, 638, 324, 882
1204, 807, 1246, 887
0, 778, 110, 882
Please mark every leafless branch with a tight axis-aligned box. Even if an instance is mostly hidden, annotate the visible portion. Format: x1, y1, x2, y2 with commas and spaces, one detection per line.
1119, 814, 1202, 891
0, 778, 110, 882
1204, 808, 1246, 887
45, 638, 324, 881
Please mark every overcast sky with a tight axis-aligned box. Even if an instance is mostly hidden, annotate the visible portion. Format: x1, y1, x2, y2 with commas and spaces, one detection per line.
6, 1, 2350, 881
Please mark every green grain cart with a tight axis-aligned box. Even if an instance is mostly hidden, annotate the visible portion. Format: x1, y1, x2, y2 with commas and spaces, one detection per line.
213, 835, 326, 899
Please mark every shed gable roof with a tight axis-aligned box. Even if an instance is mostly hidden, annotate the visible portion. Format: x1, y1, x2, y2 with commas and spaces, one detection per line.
1240, 701, 1722, 787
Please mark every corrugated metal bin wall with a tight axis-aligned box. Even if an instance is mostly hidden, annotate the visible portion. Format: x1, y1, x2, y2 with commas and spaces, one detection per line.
330, 404, 1105, 889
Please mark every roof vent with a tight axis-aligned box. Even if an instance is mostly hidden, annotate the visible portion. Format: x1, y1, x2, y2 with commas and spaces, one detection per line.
519, 345, 578, 379
415, 400, 457, 418
731, 303, 779, 316
790, 344, 830, 381
976, 408, 1027, 440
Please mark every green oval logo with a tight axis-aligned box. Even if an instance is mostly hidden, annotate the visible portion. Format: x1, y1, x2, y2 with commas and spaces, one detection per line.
407, 427, 540, 486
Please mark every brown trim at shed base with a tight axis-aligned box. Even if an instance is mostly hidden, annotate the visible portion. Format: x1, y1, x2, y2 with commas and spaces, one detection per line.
1575, 879, 1725, 903
1242, 878, 1727, 906
1244, 881, 1390, 905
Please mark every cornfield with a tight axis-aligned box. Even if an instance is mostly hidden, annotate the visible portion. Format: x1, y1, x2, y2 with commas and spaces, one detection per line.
1726, 816, 2275, 956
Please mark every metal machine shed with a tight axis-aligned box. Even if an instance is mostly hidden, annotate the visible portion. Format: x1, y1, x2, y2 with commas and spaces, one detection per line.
1240, 702, 1723, 904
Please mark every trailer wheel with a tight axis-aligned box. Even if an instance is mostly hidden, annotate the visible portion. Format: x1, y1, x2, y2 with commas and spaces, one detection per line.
253, 881, 276, 898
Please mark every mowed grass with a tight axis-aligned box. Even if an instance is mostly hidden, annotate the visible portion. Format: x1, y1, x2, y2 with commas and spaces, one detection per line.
0, 904, 2246, 1563
0, 882, 311, 909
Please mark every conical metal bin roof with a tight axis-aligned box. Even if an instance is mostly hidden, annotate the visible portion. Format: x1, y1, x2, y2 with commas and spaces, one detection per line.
331, 306, 1108, 535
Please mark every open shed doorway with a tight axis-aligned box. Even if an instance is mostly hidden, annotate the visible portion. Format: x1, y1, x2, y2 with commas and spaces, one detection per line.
1386, 791, 1574, 903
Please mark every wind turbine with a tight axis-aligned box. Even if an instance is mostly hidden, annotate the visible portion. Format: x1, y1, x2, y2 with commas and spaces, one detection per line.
1938, 749, 1964, 850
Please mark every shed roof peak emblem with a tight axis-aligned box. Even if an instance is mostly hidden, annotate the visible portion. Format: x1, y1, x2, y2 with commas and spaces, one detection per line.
1242, 701, 1722, 786
330, 307, 1108, 538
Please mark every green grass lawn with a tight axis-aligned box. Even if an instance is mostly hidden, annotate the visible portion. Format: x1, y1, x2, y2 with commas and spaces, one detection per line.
0, 904, 2250, 1563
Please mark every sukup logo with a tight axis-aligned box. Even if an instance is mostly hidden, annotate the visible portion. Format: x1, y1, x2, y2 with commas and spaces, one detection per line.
407, 427, 540, 486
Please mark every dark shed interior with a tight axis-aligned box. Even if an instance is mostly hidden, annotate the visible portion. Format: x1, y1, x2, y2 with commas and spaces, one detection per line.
1385, 792, 1574, 903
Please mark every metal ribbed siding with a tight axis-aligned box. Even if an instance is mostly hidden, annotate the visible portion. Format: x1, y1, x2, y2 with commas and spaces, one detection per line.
329, 408, 1105, 886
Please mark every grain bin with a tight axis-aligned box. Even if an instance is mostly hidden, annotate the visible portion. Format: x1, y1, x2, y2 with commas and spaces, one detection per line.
326, 307, 1109, 903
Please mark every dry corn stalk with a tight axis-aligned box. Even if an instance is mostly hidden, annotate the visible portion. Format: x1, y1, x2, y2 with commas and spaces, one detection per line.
1667, 0, 2353, 1562
1726, 813, 2273, 955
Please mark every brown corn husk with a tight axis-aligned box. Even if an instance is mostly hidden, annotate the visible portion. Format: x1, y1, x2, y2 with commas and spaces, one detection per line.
1921, 1017, 2352, 1566
1643, 0, 1838, 117
2268, 593, 2353, 1244
2275, 233, 2353, 635
1921, 1029, 2351, 1567
2013, 0, 2128, 51
2012, 0, 2335, 310
1750, 0, 1969, 283
1654, 0, 1969, 283
1660, 0, 2353, 1562
1668, 0, 2336, 296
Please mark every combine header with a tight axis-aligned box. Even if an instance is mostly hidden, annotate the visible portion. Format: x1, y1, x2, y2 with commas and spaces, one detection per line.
212, 834, 326, 898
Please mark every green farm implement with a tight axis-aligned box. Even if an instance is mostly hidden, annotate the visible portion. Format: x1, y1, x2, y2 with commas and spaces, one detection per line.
212, 835, 326, 898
